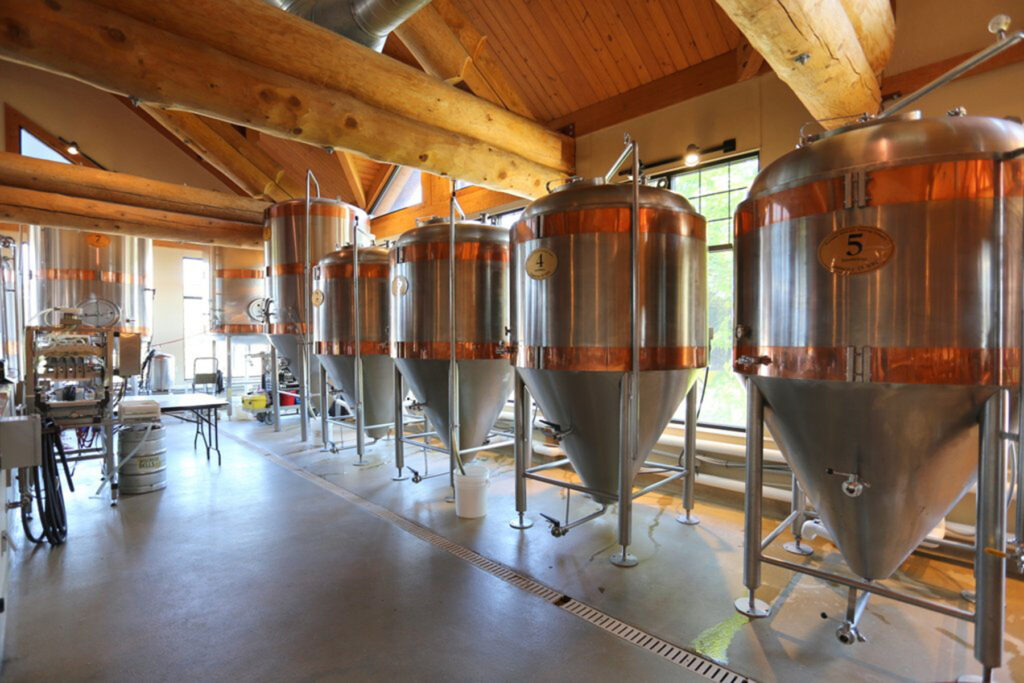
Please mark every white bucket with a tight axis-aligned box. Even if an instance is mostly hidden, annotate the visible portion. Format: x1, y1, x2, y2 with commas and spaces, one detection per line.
454, 464, 490, 519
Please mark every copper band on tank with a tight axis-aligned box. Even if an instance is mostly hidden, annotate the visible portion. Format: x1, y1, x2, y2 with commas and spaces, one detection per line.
392, 341, 509, 361
320, 263, 389, 279
391, 242, 508, 264
515, 345, 707, 372
268, 322, 308, 334
737, 158, 1024, 236
314, 341, 389, 356
266, 203, 352, 219
733, 345, 1020, 386
267, 263, 310, 276
213, 324, 263, 334
512, 207, 706, 244
216, 268, 264, 279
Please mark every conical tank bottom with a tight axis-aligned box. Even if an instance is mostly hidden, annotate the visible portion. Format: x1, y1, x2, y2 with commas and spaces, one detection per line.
519, 368, 697, 504
754, 376, 993, 580
267, 333, 321, 403
395, 358, 512, 459
317, 354, 395, 440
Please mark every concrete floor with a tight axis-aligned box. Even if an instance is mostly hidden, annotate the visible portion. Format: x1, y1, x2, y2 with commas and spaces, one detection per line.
2, 421, 701, 681
4, 412, 1023, 681
222, 413, 1024, 682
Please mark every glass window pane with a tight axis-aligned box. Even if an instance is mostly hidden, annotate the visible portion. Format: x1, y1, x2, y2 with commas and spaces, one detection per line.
700, 165, 730, 194
700, 191, 730, 221
20, 129, 71, 164
729, 189, 746, 219
392, 170, 422, 212
707, 219, 731, 246
702, 249, 744, 427
182, 258, 209, 298
730, 157, 759, 189
671, 172, 699, 201
496, 209, 523, 229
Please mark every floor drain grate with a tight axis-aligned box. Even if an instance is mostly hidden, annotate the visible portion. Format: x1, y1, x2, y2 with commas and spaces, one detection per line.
232, 432, 753, 682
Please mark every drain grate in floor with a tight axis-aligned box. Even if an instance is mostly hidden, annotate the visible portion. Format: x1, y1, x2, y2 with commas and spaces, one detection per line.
230, 432, 753, 682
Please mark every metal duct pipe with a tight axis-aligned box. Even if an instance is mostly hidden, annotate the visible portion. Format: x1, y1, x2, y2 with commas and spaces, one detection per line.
266, 0, 429, 51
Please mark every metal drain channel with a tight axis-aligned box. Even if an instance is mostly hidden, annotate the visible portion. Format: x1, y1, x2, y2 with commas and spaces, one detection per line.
232, 433, 751, 682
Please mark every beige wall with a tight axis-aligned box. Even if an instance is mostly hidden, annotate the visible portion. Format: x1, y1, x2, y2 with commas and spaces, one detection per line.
577, 0, 1024, 176
0, 61, 228, 190
152, 245, 208, 386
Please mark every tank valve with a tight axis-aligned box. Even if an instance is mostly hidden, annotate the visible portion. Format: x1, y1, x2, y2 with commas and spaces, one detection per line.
734, 324, 750, 339
826, 468, 870, 497
735, 355, 771, 368
538, 419, 572, 442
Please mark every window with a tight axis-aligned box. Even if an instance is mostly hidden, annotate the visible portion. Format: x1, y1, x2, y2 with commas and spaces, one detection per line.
493, 209, 523, 229
372, 167, 422, 216
659, 154, 759, 429
182, 257, 211, 380
20, 129, 72, 164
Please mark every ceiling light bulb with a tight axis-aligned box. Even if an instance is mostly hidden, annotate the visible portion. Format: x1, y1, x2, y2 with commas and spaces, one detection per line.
683, 144, 700, 167
66, 142, 80, 155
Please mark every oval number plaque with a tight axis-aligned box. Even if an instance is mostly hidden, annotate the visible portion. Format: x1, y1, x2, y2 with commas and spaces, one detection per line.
525, 247, 557, 280
85, 233, 111, 249
818, 226, 894, 275
391, 275, 409, 296
311, 289, 324, 307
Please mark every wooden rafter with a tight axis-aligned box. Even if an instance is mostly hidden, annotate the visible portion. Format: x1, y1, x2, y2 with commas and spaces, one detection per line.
335, 150, 367, 209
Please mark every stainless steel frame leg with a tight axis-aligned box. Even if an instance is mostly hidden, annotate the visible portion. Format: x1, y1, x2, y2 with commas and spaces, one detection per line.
610, 372, 638, 567
392, 365, 408, 481
271, 345, 281, 432
736, 379, 771, 617
299, 343, 310, 443
105, 421, 118, 507
226, 336, 233, 417
320, 364, 329, 450
354, 353, 367, 465
974, 390, 1006, 676
836, 586, 871, 644
510, 370, 534, 529
677, 382, 700, 526
784, 475, 814, 556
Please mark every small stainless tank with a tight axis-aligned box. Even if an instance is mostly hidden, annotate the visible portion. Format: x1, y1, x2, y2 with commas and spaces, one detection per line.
209, 246, 265, 344
390, 217, 511, 454
314, 245, 393, 439
512, 178, 707, 501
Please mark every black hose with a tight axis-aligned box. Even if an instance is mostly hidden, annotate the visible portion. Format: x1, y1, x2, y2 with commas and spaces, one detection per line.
21, 420, 72, 546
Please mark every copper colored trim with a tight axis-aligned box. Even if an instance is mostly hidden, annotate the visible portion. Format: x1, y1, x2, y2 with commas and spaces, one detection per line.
266, 202, 353, 219
267, 263, 309, 276
268, 322, 308, 334
738, 158, 1024, 236
734, 344, 1020, 386
391, 242, 509, 264
216, 268, 264, 279
315, 341, 389, 356
37, 269, 151, 285
320, 263, 389, 279
516, 345, 707, 372
213, 324, 264, 334
512, 207, 706, 244
392, 341, 509, 360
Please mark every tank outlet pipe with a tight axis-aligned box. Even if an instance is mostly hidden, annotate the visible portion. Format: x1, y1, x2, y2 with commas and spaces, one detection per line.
836, 587, 871, 645
881, 15, 1023, 119
801, 519, 833, 544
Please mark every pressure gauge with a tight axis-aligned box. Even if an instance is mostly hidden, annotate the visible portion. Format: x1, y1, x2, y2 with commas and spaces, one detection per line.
77, 297, 120, 329
247, 298, 267, 323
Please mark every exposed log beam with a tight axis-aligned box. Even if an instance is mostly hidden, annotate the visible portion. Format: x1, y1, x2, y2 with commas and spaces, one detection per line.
335, 151, 367, 209
86, 0, 572, 175
716, 0, 883, 127
395, 0, 536, 119
547, 48, 771, 137
838, 0, 895, 78
0, 186, 263, 249
736, 40, 765, 82
0, 152, 266, 223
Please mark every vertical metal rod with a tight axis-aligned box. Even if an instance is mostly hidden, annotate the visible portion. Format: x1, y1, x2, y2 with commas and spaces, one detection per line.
320, 363, 329, 449
270, 344, 281, 432
678, 382, 700, 525
226, 335, 233, 417
105, 421, 117, 506
611, 136, 640, 568
734, 378, 770, 617
975, 390, 1006, 672
353, 217, 366, 461
300, 170, 321, 443
448, 181, 464, 483
510, 371, 533, 529
393, 364, 406, 480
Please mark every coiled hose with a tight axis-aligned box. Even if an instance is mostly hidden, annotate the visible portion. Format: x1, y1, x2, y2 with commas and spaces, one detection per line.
21, 419, 74, 546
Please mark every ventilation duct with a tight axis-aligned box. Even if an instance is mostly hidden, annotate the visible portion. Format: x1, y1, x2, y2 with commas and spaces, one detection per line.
266, 0, 430, 51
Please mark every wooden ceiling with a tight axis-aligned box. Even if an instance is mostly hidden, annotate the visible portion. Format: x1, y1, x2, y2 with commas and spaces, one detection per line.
449, 0, 744, 125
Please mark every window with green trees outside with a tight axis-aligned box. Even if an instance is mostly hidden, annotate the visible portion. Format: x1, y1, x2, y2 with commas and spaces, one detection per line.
659, 153, 759, 429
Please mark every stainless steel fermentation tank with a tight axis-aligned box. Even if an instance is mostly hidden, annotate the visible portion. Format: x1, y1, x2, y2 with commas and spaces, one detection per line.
210, 247, 265, 344
509, 144, 707, 562
31, 227, 153, 339
733, 111, 1024, 674
390, 217, 513, 471
264, 198, 364, 430
314, 245, 394, 445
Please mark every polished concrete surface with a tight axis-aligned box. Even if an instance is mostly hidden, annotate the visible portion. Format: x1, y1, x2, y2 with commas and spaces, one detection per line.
225, 412, 1024, 682
2, 421, 701, 681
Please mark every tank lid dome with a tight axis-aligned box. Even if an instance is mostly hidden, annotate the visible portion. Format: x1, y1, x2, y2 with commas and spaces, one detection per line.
394, 217, 507, 247
750, 113, 1024, 198
520, 177, 698, 223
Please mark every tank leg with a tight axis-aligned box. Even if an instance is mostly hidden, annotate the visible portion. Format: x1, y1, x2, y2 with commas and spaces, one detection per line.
974, 390, 1006, 675
319, 363, 329, 451
510, 370, 533, 529
610, 373, 638, 567
392, 364, 408, 481
354, 354, 366, 465
836, 586, 870, 644
677, 382, 700, 526
784, 475, 814, 556
735, 379, 770, 617
270, 345, 281, 433
106, 421, 118, 507
226, 336, 233, 418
